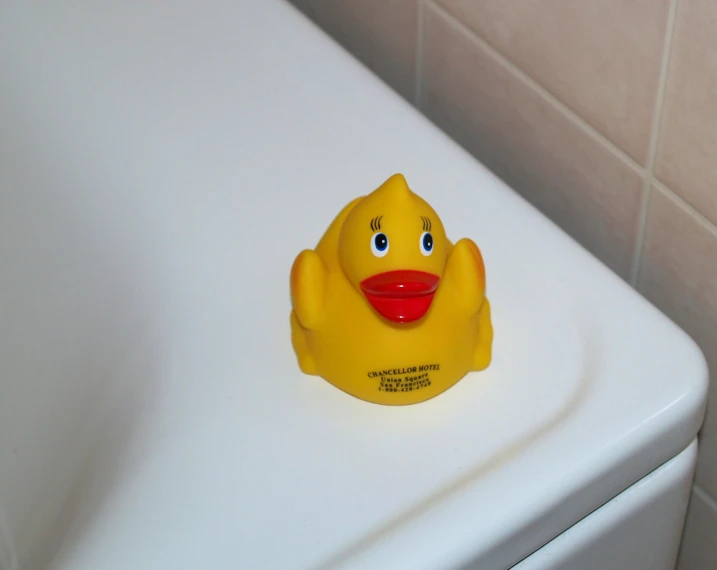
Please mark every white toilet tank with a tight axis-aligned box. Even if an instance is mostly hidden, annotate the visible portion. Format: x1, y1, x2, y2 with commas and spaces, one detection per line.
0, 1, 707, 569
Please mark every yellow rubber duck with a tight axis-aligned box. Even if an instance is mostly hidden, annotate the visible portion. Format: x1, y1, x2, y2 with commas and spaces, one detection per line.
290, 174, 493, 405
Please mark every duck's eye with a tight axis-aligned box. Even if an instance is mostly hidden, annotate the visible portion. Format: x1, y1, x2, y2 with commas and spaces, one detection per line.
420, 232, 433, 256
371, 232, 389, 257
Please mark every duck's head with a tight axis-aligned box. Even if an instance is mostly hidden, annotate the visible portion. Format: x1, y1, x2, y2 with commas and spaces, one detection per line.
338, 174, 449, 324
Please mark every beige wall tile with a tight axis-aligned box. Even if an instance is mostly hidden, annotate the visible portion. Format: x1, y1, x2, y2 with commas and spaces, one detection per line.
639, 185, 717, 497
655, 0, 717, 228
289, 0, 417, 101
677, 487, 717, 570
421, 6, 643, 279
435, 0, 670, 164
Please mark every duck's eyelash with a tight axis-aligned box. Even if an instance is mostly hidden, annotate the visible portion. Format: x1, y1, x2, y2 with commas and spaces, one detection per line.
421, 216, 432, 232
370, 216, 383, 231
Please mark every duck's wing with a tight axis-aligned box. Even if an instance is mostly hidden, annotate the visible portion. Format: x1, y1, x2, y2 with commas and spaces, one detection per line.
443, 237, 487, 316
290, 249, 329, 330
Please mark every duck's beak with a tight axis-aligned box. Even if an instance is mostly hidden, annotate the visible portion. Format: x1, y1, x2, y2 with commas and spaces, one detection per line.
360, 270, 440, 323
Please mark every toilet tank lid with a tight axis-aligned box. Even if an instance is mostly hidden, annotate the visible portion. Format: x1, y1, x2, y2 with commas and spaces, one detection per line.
4, 1, 706, 570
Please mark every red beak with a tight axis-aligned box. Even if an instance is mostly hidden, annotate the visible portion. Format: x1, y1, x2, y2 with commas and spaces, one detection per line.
360, 270, 440, 323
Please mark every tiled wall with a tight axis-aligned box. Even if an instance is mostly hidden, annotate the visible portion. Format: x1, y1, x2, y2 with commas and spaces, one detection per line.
290, 0, 717, 567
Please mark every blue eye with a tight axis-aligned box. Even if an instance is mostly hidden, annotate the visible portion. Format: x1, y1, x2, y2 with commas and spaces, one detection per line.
420, 232, 433, 256
371, 232, 389, 257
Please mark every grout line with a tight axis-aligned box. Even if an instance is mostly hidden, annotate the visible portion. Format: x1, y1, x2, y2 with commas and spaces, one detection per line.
694, 485, 717, 512
654, 179, 717, 239
629, 0, 680, 287
414, 0, 425, 109
425, 0, 645, 176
